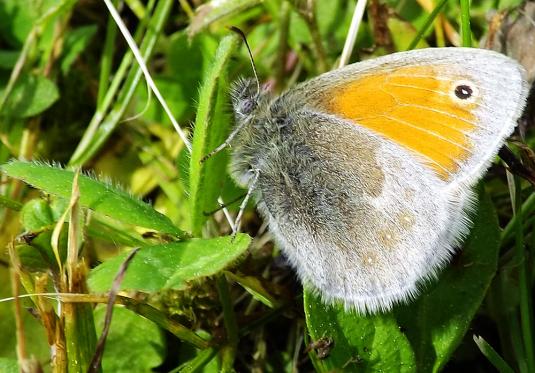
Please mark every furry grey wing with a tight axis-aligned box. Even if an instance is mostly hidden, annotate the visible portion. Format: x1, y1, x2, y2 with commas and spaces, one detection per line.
253, 109, 465, 313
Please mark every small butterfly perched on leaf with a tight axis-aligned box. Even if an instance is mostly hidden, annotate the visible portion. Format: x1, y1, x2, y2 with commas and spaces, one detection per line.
209, 46, 528, 314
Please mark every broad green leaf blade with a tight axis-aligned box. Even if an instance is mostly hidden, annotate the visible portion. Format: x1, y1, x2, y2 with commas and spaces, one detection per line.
20, 198, 55, 231
60, 24, 98, 74
1, 160, 184, 236
0, 268, 50, 361
0, 50, 19, 69
88, 234, 251, 293
94, 306, 165, 372
188, 34, 239, 236
1, 73, 59, 118
304, 292, 416, 372
0, 358, 18, 373
0, 0, 60, 46
396, 188, 500, 372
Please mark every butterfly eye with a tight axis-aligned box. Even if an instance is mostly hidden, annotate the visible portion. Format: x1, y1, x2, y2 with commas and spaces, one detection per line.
242, 99, 257, 114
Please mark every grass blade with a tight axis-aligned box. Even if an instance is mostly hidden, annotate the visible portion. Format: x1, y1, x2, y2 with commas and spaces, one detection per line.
474, 335, 515, 373
188, 34, 240, 236
407, 0, 448, 51
459, 0, 472, 47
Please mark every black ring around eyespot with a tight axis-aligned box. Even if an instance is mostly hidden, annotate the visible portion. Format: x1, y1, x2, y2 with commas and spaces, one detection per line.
454, 84, 473, 99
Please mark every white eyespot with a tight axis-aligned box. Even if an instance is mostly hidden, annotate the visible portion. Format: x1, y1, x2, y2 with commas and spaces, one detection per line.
451, 79, 479, 104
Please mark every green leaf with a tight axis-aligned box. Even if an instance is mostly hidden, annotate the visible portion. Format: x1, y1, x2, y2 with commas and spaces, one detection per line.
304, 291, 416, 372
0, 73, 59, 118
86, 215, 147, 247
17, 198, 70, 270
396, 188, 500, 372
0, 268, 49, 361
316, 0, 362, 55
60, 24, 98, 75
0, 50, 19, 69
225, 271, 280, 308
1, 160, 184, 237
188, 34, 239, 236
0, 0, 59, 46
94, 306, 165, 373
88, 234, 251, 293
20, 198, 55, 231
0, 358, 18, 373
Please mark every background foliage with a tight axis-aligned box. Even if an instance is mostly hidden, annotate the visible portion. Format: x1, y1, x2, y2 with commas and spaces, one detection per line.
0, 0, 534, 372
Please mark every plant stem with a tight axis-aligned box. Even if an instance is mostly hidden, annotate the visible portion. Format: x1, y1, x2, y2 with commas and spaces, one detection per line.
119, 296, 211, 349
0, 194, 22, 211
459, 0, 472, 47
408, 0, 448, 50
69, 0, 169, 166
217, 275, 239, 372
171, 347, 218, 373
513, 176, 535, 372
501, 192, 535, 246
97, 0, 119, 107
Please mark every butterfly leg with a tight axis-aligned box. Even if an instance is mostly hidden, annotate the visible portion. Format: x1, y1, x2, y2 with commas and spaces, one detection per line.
200, 120, 249, 163
232, 168, 260, 238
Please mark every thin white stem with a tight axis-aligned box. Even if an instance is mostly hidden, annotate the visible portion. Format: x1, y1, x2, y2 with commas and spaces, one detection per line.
102, 0, 192, 152
104, 0, 237, 229
339, 0, 367, 68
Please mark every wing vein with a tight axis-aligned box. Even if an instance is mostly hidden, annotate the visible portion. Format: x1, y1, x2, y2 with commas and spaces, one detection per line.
397, 103, 477, 130
382, 114, 471, 156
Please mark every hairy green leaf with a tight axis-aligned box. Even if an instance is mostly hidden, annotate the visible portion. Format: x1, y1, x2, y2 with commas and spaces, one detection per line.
188, 34, 239, 236
94, 306, 165, 372
1, 160, 184, 236
88, 235, 251, 293
304, 292, 416, 372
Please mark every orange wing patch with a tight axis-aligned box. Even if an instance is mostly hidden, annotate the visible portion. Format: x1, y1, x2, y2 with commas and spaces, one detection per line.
324, 66, 478, 180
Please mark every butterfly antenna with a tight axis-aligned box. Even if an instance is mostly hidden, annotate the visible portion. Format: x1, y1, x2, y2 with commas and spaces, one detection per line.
229, 26, 260, 96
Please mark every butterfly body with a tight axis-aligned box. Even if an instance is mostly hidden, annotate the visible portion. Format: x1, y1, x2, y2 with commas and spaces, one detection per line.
228, 48, 528, 313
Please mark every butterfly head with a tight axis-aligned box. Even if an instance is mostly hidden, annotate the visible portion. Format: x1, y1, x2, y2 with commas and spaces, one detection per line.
231, 77, 271, 119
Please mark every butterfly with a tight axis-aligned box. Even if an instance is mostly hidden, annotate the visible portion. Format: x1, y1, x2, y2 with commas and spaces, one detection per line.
220, 47, 528, 314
